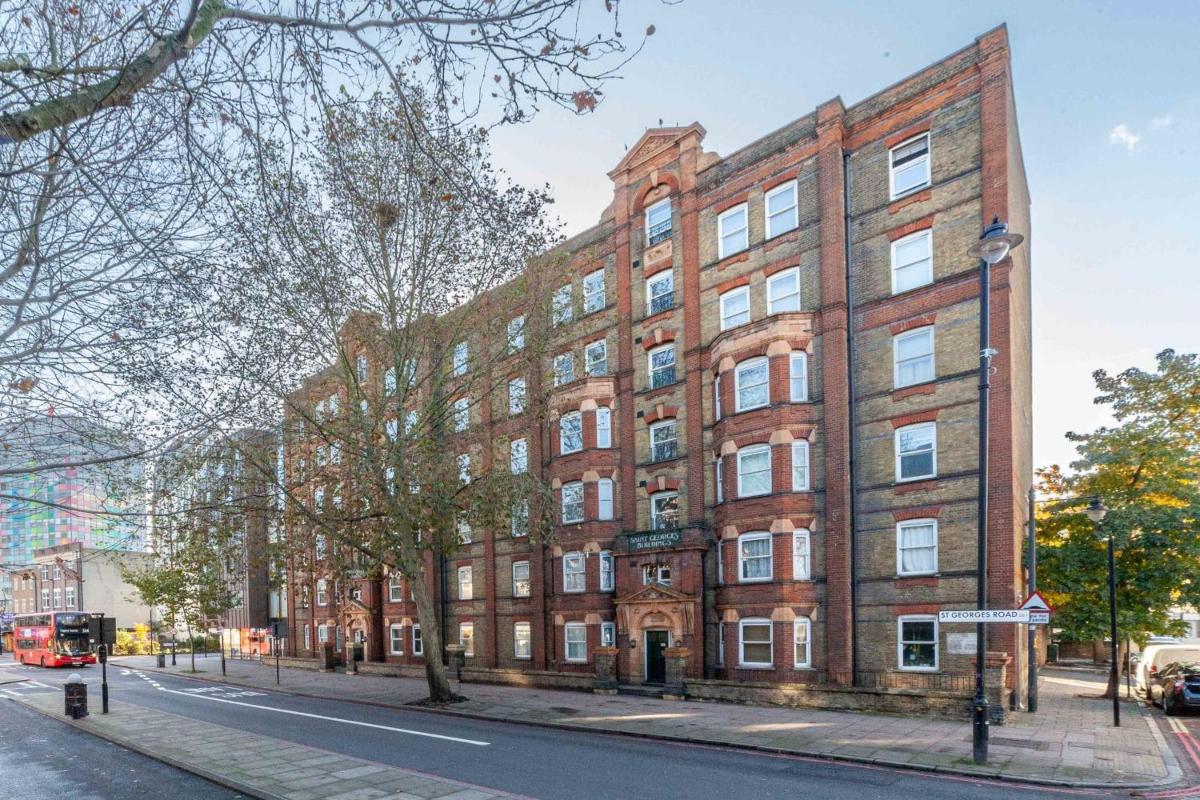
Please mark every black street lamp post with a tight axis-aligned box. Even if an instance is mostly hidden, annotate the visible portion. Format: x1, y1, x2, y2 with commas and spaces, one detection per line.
966, 217, 1023, 765
1086, 496, 1118, 727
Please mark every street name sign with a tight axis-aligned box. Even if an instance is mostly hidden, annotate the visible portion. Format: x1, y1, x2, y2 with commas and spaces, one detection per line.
938, 609, 1030, 623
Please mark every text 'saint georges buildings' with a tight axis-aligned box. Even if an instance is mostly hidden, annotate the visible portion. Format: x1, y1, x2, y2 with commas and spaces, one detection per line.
285, 26, 1032, 709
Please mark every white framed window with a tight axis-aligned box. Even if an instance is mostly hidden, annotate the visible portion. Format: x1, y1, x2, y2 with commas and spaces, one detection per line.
356, 353, 369, 383
53, 588, 61, 608
508, 377, 526, 415
458, 453, 471, 484
895, 422, 937, 482
650, 491, 679, 530
390, 625, 405, 655
889, 133, 931, 199
583, 269, 606, 314
563, 551, 585, 592
646, 198, 672, 245
457, 518, 472, 545
388, 577, 402, 602
554, 352, 575, 386
512, 561, 530, 597
718, 621, 725, 665
898, 615, 938, 671
453, 341, 469, 376
405, 410, 418, 433
553, 284, 573, 326
737, 444, 771, 498
412, 624, 423, 655
891, 229, 933, 294
401, 360, 416, 391
317, 624, 329, 643
648, 344, 676, 390
714, 373, 722, 420
597, 478, 614, 521
458, 566, 473, 600
585, 339, 608, 377
766, 267, 801, 313
510, 438, 528, 474
386, 418, 399, 442
765, 180, 799, 239
894, 326, 935, 388
717, 203, 749, 258
715, 456, 724, 504
561, 482, 584, 524
315, 445, 327, 467
453, 397, 469, 431
600, 621, 616, 647
316, 579, 328, 606
793, 618, 812, 668
565, 623, 588, 662
65, 586, 75, 608
897, 519, 938, 576
507, 315, 525, 352
514, 622, 532, 659
559, 411, 583, 454
596, 406, 612, 449
385, 367, 398, 395
792, 529, 811, 580
304, 625, 312, 650
511, 500, 529, 537
789, 352, 808, 401
739, 618, 773, 667
791, 440, 809, 491
649, 419, 678, 462
719, 286, 750, 330
734, 357, 769, 412
599, 550, 614, 591
459, 622, 475, 657
738, 532, 773, 582
642, 562, 671, 585
646, 271, 674, 316
328, 393, 340, 416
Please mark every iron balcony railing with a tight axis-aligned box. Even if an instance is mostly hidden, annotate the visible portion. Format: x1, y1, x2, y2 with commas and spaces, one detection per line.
647, 220, 673, 246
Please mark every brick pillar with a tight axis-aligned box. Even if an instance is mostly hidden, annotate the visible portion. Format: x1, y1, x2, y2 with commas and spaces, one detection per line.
982, 651, 1011, 724
815, 97, 854, 685
663, 646, 690, 699
679, 145, 705, 526
593, 646, 619, 694
978, 25, 1020, 676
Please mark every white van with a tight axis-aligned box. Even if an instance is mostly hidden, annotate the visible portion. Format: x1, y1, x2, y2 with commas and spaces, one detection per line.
1137, 644, 1200, 695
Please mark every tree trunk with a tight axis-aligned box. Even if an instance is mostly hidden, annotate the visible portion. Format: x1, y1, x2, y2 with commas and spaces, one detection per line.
1105, 639, 1128, 699
407, 557, 457, 703
187, 621, 195, 672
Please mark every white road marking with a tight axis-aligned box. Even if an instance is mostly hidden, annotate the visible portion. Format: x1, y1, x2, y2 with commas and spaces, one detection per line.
153, 686, 489, 746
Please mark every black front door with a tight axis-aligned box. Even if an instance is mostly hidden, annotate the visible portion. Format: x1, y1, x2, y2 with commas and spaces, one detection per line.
645, 630, 669, 684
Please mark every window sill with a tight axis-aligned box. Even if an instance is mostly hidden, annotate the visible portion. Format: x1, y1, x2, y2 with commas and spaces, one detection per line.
736, 664, 774, 670
897, 666, 939, 673
738, 577, 772, 584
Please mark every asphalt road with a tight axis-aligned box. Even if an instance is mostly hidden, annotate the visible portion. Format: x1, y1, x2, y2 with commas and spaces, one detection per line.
0, 691, 245, 800
2, 662, 1118, 800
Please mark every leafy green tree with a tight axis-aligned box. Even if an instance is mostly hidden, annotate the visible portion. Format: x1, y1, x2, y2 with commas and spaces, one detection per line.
1037, 349, 1200, 697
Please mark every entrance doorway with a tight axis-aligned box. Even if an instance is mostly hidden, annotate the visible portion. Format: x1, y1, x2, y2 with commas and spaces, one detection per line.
644, 629, 670, 684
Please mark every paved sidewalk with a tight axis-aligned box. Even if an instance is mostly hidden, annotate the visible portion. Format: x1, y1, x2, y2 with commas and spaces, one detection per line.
14, 690, 521, 800
116, 654, 1180, 788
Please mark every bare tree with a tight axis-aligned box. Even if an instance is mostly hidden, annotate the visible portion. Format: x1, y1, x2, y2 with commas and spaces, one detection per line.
200, 87, 563, 701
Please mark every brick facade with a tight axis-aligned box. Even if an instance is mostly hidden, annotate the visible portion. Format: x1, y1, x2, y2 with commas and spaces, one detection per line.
284, 26, 1032, 698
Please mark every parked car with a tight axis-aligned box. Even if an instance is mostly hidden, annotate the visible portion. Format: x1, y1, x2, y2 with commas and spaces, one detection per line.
1136, 644, 1200, 695
1149, 662, 1200, 715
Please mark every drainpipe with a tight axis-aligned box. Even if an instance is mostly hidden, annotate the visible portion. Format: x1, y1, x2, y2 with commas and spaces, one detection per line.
842, 149, 859, 684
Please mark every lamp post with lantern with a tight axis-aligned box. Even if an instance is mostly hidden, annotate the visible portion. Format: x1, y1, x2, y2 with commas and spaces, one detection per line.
965, 217, 1024, 765
1085, 496, 1119, 727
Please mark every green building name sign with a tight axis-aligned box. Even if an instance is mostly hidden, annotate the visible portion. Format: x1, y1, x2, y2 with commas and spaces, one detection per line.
625, 530, 682, 551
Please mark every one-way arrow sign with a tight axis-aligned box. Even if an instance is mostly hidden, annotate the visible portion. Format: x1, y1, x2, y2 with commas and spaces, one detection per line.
1019, 590, 1053, 612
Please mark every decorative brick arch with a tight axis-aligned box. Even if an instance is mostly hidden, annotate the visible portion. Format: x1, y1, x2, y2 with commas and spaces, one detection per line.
633, 173, 681, 215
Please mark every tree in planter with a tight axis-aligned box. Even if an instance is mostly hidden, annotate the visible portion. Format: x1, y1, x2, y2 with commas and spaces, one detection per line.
1037, 349, 1200, 698
215, 89, 562, 702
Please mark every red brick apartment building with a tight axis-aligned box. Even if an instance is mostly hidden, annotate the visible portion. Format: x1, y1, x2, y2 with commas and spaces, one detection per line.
283, 26, 1032, 709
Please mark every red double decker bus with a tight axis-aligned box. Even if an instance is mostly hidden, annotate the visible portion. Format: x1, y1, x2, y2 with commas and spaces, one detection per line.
13, 612, 96, 668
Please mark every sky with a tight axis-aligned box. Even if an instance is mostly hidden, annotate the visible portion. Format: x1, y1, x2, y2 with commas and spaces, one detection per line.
486, 0, 1200, 473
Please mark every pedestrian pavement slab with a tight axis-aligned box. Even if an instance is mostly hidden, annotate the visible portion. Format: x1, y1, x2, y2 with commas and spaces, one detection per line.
110, 655, 1183, 789
12, 692, 523, 800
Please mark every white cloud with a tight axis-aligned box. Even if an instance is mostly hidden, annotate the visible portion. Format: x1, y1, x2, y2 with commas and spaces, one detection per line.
1108, 123, 1140, 152
1150, 115, 1172, 130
